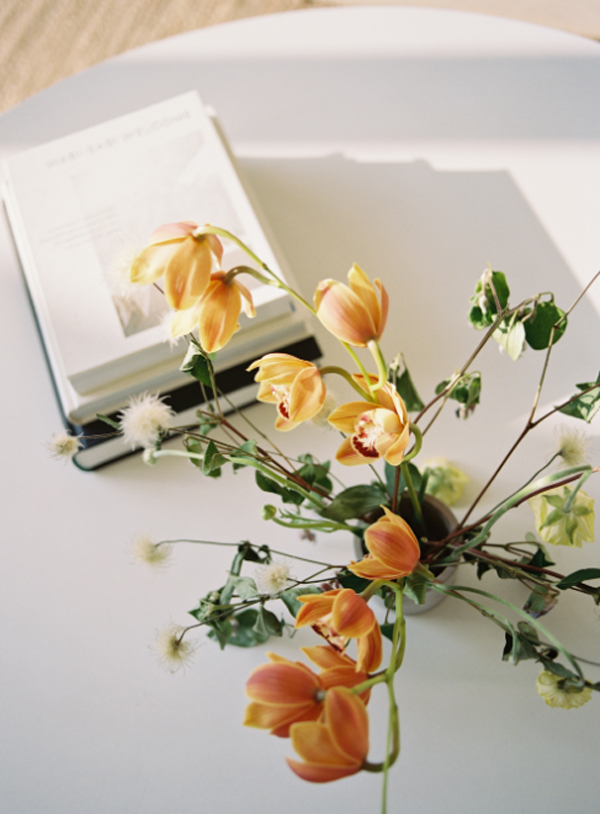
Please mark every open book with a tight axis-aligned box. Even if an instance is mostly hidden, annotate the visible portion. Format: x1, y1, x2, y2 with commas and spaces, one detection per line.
2, 92, 319, 469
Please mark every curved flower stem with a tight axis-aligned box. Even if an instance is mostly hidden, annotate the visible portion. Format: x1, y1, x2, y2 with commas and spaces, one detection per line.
194, 224, 315, 313
156, 538, 340, 567
319, 365, 376, 399
340, 342, 378, 401
367, 340, 388, 393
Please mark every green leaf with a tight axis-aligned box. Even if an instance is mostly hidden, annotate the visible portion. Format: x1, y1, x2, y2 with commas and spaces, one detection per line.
253, 607, 283, 638
206, 618, 234, 650
557, 373, 600, 423
202, 439, 227, 477
180, 344, 214, 386
280, 585, 322, 618
319, 483, 388, 521
231, 439, 259, 471
403, 571, 429, 605
523, 301, 567, 350
184, 437, 204, 469
380, 623, 395, 643
297, 455, 333, 494
493, 318, 525, 361
469, 270, 510, 329
227, 576, 259, 601
384, 462, 422, 506
227, 609, 270, 647
523, 585, 559, 618
555, 568, 600, 590
255, 471, 305, 505
502, 629, 539, 664
337, 569, 371, 594
96, 413, 122, 430
395, 366, 425, 412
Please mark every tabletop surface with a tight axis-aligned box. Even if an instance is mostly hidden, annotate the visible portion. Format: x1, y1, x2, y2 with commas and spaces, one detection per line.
1, 8, 600, 814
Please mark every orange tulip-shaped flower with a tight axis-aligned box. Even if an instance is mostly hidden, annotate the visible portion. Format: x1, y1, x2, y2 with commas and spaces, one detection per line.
314, 264, 388, 347
248, 353, 326, 431
129, 221, 223, 311
170, 271, 256, 352
244, 652, 327, 738
328, 381, 410, 466
349, 506, 421, 580
244, 648, 370, 738
295, 589, 382, 674
286, 687, 369, 783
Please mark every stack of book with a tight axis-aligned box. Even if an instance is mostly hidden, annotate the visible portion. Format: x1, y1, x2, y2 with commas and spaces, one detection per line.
2, 92, 320, 469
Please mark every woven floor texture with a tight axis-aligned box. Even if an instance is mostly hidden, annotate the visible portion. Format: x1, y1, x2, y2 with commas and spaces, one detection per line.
1, 0, 598, 115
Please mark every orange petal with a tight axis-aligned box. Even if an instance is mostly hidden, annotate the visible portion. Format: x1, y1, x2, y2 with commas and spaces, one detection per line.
170, 304, 200, 339
164, 236, 212, 310
198, 277, 242, 353
382, 425, 411, 466
285, 757, 358, 783
374, 278, 389, 336
327, 401, 372, 433
348, 264, 380, 330
331, 590, 375, 639
235, 278, 256, 318
347, 556, 399, 580
288, 367, 326, 423
129, 241, 178, 285
247, 353, 309, 384
314, 279, 375, 347
245, 662, 321, 705
302, 646, 355, 671
289, 721, 348, 766
243, 701, 319, 734
335, 437, 375, 467
148, 221, 197, 244
295, 594, 336, 629
356, 624, 383, 673
326, 687, 369, 764
365, 511, 421, 573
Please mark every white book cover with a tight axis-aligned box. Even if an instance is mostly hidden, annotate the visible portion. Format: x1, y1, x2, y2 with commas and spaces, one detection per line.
2, 91, 295, 397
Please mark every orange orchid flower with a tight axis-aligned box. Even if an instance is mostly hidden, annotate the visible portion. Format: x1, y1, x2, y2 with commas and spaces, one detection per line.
129, 221, 223, 311
244, 648, 369, 738
327, 381, 410, 467
248, 353, 326, 431
348, 507, 421, 580
295, 588, 382, 674
286, 687, 369, 783
314, 264, 388, 347
170, 270, 256, 352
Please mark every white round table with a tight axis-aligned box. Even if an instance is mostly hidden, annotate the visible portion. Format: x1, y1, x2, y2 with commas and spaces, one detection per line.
1, 8, 599, 814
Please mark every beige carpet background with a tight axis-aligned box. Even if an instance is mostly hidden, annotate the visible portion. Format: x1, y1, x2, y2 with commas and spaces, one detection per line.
1, 0, 598, 116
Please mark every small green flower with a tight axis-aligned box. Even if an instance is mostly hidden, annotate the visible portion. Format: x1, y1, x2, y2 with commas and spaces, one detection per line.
529, 485, 594, 548
536, 670, 592, 709
423, 457, 469, 507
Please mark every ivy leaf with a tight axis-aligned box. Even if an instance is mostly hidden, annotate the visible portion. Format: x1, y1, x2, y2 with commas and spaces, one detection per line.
227, 609, 270, 648
557, 373, 600, 423
206, 618, 234, 650
502, 628, 539, 664
184, 437, 204, 469
469, 270, 510, 329
180, 343, 214, 386
231, 439, 259, 471
297, 454, 333, 494
403, 571, 429, 605
394, 364, 424, 412
280, 585, 322, 618
555, 568, 600, 590
252, 607, 283, 638
523, 584, 559, 618
523, 301, 567, 350
202, 439, 227, 477
319, 484, 388, 521
255, 471, 305, 505
227, 576, 259, 601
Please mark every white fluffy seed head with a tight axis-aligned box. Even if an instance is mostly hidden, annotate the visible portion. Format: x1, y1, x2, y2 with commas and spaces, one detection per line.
119, 393, 176, 449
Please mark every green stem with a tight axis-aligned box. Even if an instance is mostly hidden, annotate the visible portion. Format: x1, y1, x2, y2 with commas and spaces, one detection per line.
319, 365, 376, 400
367, 340, 388, 393
401, 461, 426, 539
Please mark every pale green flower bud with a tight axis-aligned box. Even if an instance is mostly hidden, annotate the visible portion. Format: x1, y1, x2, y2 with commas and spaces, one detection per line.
536, 670, 592, 709
423, 458, 469, 506
529, 485, 594, 547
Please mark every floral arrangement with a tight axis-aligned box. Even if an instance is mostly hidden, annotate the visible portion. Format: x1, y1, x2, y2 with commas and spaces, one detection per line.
52, 221, 600, 812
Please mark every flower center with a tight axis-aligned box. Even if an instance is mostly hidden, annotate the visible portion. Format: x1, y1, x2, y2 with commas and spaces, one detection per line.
351, 412, 382, 458
271, 385, 291, 420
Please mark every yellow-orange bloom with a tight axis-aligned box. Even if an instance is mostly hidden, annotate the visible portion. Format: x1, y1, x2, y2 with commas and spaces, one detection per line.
244, 648, 369, 737
248, 353, 326, 431
314, 264, 388, 347
295, 588, 382, 674
129, 221, 223, 311
170, 271, 256, 352
328, 381, 410, 466
287, 687, 369, 783
349, 507, 421, 580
